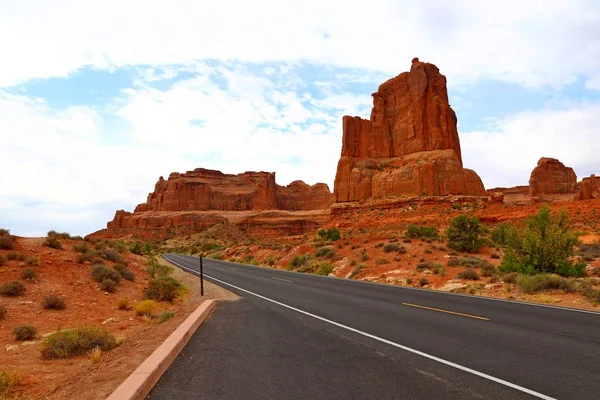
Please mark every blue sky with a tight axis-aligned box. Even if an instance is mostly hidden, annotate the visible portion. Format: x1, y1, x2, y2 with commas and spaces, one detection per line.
1, 0, 599, 237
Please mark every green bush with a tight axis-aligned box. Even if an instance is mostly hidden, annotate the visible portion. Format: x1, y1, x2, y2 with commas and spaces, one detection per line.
43, 236, 63, 249
144, 276, 184, 302
383, 243, 402, 253
14, 325, 37, 341
6, 252, 18, 260
73, 243, 92, 254
159, 311, 175, 323
405, 225, 439, 239
481, 265, 497, 277
100, 249, 123, 263
416, 261, 434, 270
446, 215, 487, 253
114, 263, 135, 281
318, 228, 341, 241
43, 295, 66, 310
41, 326, 118, 359
25, 256, 39, 266
516, 274, 575, 294
491, 223, 517, 247
20, 267, 38, 281
316, 262, 333, 276
499, 207, 584, 277
47, 231, 72, 240
315, 246, 335, 258
0, 281, 25, 297
130, 241, 143, 255
502, 272, 519, 284
0, 232, 15, 250
265, 254, 277, 266
290, 254, 312, 268
100, 279, 118, 293
76, 252, 95, 264
91, 264, 121, 284
457, 268, 479, 280
145, 257, 172, 278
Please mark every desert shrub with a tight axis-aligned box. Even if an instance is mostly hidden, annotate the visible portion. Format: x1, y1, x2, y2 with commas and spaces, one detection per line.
502, 272, 519, 284
14, 325, 37, 341
43, 236, 63, 249
516, 274, 575, 294
432, 264, 445, 276
73, 243, 92, 254
499, 207, 584, 277
447, 256, 493, 269
457, 268, 479, 280
135, 300, 158, 316
318, 228, 341, 241
375, 242, 384, 248
77, 252, 95, 264
20, 268, 38, 281
25, 256, 39, 266
0, 281, 25, 297
146, 257, 172, 278
265, 254, 277, 266
43, 295, 66, 310
491, 252, 501, 259
446, 215, 487, 253
117, 297, 132, 310
481, 265, 497, 277
383, 243, 402, 253
418, 277, 429, 287
290, 253, 312, 268
578, 243, 600, 260
47, 230, 72, 240
130, 241, 143, 255
100, 249, 122, 263
405, 225, 439, 239
415, 261, 434, 270
91, 264, 121, 283
425, 248, 433, 254
41, 326, 118, 359
114, 263, 135, 281
0, 368, 22, 398
316, 262, 333, 276
375, 258, 389, 265
159, 311, 175, 323
491, 223, 518, 247
360, 253, 370, 261
0, 230, 15, 250
100, 279, 117, 293
0, 305, 6, 319
6, 252, 18, 260
144, 276, 184, 302
315, 246, 335, 258
403, 238, 412, 243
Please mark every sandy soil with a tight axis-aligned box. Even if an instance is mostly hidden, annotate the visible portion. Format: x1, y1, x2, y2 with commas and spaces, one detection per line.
0, 238, 236, 400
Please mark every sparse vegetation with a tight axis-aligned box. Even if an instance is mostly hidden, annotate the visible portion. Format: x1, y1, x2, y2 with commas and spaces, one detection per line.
100, 279, 118, 293
6, 252, 18, 260
87, 347, 102, 363
457, 268, 479, 280
405, 225, 439, 239
446, 215, 486, 253
516, 274, 575, 294
43, 235, 63, 250
316, 262, 333, 276
117, 297, 132, 310
91, 264, 121, 284
14, 325, 37, 341
290, 253, 312, 268
41, 326, 118, 359
0, 305, 6, 320
114, 263, 135, 281
159, 311, 175, 323
20, 267, 38, 281
481, 265, 497, 277
135, 300, 158, 317
73, 242, 92, 254
491, 223, 517, 247
318, 228, 341, 241
25, 256, 40, 266
418, 277, 429, 287
0, 281, 25, 297
376, 258, 389, 265
144, 276, 184, 302
447, 256, 493, 269
499, 207, 584, 277
146, 257, 172, 278
0, 229, 15, 250
502, 272, 519, 284
0, 368, 22, 398
43, 295, 66, 310
315, 246, 335, 258
382, 243, 402, 253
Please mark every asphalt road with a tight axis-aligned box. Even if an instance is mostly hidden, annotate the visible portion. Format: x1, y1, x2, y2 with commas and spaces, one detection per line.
149, 254, 600, 400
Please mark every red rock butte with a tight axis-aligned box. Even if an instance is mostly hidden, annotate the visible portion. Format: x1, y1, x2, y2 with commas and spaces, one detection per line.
528, 157, 577, 197
333, 58, 486, 202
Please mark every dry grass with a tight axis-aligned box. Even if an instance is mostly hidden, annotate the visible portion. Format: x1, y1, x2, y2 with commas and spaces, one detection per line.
87, 347, 102, 363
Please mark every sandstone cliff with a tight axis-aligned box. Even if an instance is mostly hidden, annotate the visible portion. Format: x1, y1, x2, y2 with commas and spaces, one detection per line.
104, 168, 333, 236
334, 58, 485, 202
529, 158, 577, 196
573, 174, 599, 201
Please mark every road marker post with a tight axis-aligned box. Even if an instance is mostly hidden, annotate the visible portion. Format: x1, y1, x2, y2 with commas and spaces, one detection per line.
200, 254, 204, 296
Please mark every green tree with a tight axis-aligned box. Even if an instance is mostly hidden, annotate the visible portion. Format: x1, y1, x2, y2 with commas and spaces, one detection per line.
499, 207, 584, 276
446, 215, 486, 253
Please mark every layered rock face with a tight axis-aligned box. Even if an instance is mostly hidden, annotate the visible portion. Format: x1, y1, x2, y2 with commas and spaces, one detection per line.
334, 58, 485, 202
573, 174, 599, 201
105, 168, 333, 235
528, 158, 577, 196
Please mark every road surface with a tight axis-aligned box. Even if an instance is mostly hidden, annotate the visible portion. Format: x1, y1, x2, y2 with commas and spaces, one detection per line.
148, 254, 600, 400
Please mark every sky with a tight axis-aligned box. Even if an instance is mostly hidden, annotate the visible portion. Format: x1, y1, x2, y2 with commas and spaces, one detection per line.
1, 0, 600, 237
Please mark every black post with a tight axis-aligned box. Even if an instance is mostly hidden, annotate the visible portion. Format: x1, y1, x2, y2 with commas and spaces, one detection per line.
200, 255, 204, 296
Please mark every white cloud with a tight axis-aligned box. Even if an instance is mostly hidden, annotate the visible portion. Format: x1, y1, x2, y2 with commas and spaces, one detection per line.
1, 1, 599, 89
461, 102, 600, 188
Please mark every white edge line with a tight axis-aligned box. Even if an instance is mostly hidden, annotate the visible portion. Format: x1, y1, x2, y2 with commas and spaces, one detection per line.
164, 254, 556, 400
171, 253, 600, 316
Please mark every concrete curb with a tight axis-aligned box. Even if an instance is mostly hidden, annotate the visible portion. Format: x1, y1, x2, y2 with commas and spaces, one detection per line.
107, 299, 217, 400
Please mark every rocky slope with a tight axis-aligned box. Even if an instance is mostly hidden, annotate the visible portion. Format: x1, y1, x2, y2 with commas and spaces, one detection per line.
333, 58, 486, 202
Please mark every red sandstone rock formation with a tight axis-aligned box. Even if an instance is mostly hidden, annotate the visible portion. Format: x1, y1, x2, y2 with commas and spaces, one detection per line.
573, 174, 599, 201
104, 168, 333, 235
489, 192, 505, 203
528, 158, 577, 196
334, 58, 485, 202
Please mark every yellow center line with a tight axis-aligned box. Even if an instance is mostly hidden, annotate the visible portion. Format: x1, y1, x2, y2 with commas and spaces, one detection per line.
402, 303, 489, 321
272, 277, 293, 283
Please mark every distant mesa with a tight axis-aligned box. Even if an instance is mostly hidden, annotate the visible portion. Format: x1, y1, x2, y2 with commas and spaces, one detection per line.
333, 58, 486, 202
